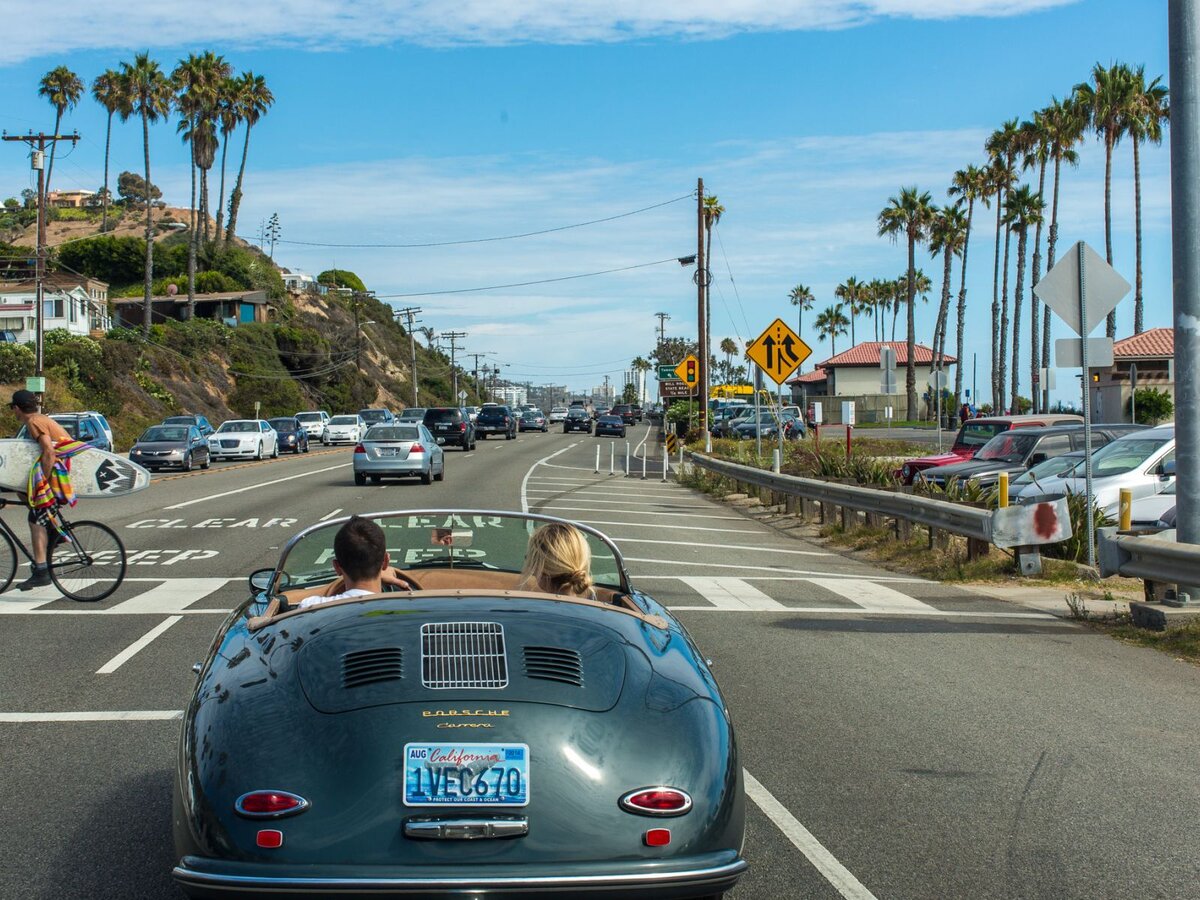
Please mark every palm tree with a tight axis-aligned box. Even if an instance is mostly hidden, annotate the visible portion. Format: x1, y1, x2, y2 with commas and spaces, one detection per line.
702, 195, 724, 384
788, 284, 814, 343
814, 304, 849, 356
1021, 112, 1052, 411
173, 53, 210, 313
878, 187, 937, 419
37, 66, 84, 194
719, 337, 738, 384
224, 71, 274, 245
947, 163, 987, 405
835, 277, 865, 346
91, 70, 128, 234
867, 279, 890, 342
986, 121, 1020, 409
1003, 185, 1044, 413
119, 53, 173, 336
214, 77, 240, 244
1076, 62, 1135, 338
928, 204, 967, 374
1042, 96, 1085, 409
1122, 66, 1169, 335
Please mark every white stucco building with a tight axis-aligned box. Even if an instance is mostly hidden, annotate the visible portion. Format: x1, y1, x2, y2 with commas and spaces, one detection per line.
0, 275, 111, 341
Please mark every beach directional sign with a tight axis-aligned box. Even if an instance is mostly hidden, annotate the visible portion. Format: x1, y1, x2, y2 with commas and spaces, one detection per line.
674, 354, 699, 387
658, 364, 680, 381
1033, 241, 1130, 336
746, 318, 811, 385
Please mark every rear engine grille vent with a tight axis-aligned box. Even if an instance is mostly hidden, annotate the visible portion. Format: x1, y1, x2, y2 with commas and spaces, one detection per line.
342, 647, 403, 689
522, 646, 584, 687
421, 622, 508, 689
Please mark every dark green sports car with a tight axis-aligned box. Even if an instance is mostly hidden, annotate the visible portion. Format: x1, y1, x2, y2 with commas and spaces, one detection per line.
172, 510, 746, 898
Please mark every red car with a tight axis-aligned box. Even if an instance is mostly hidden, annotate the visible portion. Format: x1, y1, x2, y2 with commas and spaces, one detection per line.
896, 414, 1082, 484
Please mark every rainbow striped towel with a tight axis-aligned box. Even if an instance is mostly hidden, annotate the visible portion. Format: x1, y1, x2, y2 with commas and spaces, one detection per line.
27, 439, 89, 511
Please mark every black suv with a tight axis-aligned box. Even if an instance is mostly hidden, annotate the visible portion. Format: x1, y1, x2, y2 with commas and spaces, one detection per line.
424, 407, 476, 450
563, 408, 593, 434
612, 404, 636, 425
476, 405, 517, 440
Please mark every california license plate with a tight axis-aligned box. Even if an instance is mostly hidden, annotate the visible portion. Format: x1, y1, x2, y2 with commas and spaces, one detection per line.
378, 447, 400, 456
403, 743, 530, 807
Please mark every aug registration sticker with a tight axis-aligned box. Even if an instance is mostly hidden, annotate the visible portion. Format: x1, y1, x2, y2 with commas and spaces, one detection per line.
403, 743, 530, 807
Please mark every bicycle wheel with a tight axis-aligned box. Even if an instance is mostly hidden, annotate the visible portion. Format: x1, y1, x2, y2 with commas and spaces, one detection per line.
0, 528, 18, 594
49, 520, 127, 602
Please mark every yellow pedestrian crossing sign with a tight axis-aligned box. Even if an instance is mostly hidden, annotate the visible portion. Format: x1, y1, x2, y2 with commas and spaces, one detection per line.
674, 354, 699, 386
746, 318, 811, 385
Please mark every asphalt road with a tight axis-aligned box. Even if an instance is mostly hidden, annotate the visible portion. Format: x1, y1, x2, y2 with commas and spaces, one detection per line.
1, 425, 1198, 898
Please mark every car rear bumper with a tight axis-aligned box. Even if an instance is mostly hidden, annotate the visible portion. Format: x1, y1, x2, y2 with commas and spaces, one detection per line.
353, 456, 426, 475
324, 434, 358, 444
210, 446, 257, 458
173, 853, 746, 898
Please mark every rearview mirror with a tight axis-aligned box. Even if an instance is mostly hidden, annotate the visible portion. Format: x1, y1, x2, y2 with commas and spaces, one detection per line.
249, 568, 289, 592
431, 528, 474, 548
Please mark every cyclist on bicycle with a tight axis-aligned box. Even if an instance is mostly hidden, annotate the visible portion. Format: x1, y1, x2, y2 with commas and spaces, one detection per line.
10, 389, 74, 590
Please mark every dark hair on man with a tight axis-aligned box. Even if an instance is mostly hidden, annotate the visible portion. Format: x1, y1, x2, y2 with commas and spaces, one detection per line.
10, 389, 37, 413
334, 516, 387, 581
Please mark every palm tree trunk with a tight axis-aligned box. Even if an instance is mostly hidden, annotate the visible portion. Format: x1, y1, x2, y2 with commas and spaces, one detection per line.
1011, 229, 1027, 414
201, 167, 211, 245
850, 308, 856, 346
45, 109, 63, 195
101, 110, 113, 233
999, 221, 1013, 412
906, 235, 917, 421
187, 149, 197, 314
1044, 154, 1063, 411
1104, 131, 1116, 338
991, 196, 1003, 410
891, 300, 900, 341
1030, 157, 1047, 413
225, 124, 252, 245
142, 110, 154, 336
1133, 135, 1144, 334
216, 138, 230, 242
954, 197, 974, 406
934, 247, 953, 371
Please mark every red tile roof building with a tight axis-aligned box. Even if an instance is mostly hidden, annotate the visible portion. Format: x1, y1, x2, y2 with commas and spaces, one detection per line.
1112, 327, 1173, 360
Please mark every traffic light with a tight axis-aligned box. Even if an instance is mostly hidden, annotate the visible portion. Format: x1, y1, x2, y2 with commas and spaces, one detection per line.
685, 358, 696, 385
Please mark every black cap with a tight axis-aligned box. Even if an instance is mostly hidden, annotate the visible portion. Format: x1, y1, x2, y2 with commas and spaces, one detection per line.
10, 389, 37, 412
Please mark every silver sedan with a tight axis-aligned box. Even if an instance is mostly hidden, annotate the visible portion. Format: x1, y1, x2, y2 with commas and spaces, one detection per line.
352, 423, 445, 485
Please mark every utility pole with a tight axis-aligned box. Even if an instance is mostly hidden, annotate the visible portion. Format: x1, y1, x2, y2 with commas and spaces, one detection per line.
351, 290, 363, 367
696, 178, 709, 430
442, 331, 467, 403
491, 366, 500, 401
2, 130, 80, 403
1170, 0, 1200, 599
468, 353, 492, 400
395, 306, 422, 406
654, 311, 670, 356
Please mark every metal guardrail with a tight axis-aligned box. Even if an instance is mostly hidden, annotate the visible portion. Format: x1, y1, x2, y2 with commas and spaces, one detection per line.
1097, 526, 1200, 587
685, 451, 991, 542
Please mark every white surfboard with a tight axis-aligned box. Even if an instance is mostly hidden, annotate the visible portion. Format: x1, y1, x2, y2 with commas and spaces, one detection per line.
0, 440, 151, 498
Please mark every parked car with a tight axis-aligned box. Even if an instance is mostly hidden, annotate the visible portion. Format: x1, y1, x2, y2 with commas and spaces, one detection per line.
1014, 425, 1176, 514
294, 411, 330, 440
612, 404, 636, 425
711, 407, 757, 439
128, 424, 210, 471
84, 410, 114, 448
919, 424, 1143, 490
733, 411, 805, 441
519, 410, 548, 432
352, 423, 445, 485
476, 405, 517, 440
1127, 480, 1177, 528
267, 417, 311, 454
17, 412, 112, 452
208, 419, 279, 461
163, 414, 215, 439
398, 407, 427, 423
423, 407, 475, 450
896, 413, 1083, 485
359, 408, 395, 428
595, 414, 627, 438
563, 407, 593, 434
323, 415, 366, 445
172, 511, 746, 899
1006, 450, 1085, 503
548, 407, 569, 424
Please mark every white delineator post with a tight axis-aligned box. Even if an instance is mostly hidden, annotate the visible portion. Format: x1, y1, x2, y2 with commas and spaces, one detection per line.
594, 445, 600, 474
610, 443, 615, 476
625, 441, 630, 475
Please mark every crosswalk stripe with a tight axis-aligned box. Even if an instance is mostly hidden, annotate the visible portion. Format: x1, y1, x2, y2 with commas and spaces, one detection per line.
679, 577, 789, 611
805, 577, 938, 612
99, 578, 235, 614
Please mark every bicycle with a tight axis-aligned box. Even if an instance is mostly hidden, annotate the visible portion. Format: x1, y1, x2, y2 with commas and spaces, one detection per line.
0, 496, 127, 602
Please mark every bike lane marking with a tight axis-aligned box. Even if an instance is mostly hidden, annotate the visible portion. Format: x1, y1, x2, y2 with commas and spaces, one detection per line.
96, 616, 183, 674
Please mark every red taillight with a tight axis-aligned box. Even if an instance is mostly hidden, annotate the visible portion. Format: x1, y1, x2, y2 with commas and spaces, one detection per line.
644, 828, 672, 846
235, 790, 310, 819
410, 443, 424, 453
459, 423, 467, 431
619, 787, 693, 816
353, 443, 366, 453
256, 829, 284, 848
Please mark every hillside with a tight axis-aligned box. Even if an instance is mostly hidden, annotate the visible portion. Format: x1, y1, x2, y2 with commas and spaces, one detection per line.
0, 222, 481, 447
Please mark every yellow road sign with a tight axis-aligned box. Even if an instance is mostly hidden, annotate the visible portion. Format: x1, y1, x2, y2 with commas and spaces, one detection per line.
746, 318, 811, 385
674, 354, 699, 386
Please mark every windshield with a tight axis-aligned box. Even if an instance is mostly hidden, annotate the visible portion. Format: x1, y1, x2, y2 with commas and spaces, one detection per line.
140, 426, 187, 442
277, 512, 625, 592
1087, 436, 1172, 478
955, 421, 1008, 451
360, 410, 389, 421
481, 408, 509, 418
269, 419, 297, 431
217, 420, 257, 433
163, 416, 195, 426
295, 413, 323, 423
424, 409, 461, 423
522, 411, 541, 419
398, 408, 426, 419
1013, 453, 1084, 486
329, 416, 358, 425
366, 425, 421, 441
975, 432, 1039, 463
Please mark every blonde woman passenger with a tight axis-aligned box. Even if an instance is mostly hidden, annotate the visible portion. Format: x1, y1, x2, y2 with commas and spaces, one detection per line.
518, 522, 596, 600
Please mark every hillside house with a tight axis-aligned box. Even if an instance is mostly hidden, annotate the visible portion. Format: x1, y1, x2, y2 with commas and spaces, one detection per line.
112, 290, 268, 329
0, 274, 111, 340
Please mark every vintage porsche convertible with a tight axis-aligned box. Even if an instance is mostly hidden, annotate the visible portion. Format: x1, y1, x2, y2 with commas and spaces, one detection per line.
172, 510, 747, 898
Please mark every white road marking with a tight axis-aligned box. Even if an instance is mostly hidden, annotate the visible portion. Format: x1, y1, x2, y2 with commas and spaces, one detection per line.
319, 508, 344, 521
96, 616, 183, 674
0, 583, 73, 612
624, 557, 915, 578
165, 464, 349, 509
520, 443, 580, 513
613, 538, 829, 556
635, 574, 929, 583
0, 710, 183, 723
103, 578, 235, 614
524, 493, 710, 507
576, 519, 762, 534
538, 505, 742, 520
679, 577, 788, 610
743, 769, 880, 900
669, 606, 1056, 619
807, 577, 938, 612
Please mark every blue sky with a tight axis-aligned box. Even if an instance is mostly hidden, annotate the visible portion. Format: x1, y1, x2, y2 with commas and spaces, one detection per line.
0, 0, 1171, 402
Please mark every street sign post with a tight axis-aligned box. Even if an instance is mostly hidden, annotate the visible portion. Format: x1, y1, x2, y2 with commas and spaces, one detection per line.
458, 390, 467, 401
1033, 240, 1131, 569
928, 371, 949, 449
746, 318, 812, 386
880, 346, 897, 395
1130, 363, 1138, 424
657, 364, 680, 381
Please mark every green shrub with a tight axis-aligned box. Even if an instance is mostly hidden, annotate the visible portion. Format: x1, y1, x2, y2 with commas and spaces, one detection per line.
1127, 387, 1173, 425
317, 269, 366, 292
0, 343, 35, 383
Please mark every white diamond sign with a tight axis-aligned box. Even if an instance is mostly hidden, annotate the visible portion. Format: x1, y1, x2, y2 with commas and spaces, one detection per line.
1033, 241, 1130, 336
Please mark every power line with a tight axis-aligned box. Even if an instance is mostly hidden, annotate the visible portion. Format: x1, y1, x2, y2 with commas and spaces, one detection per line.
374, 257, 685, 299
267, 194, 694, 249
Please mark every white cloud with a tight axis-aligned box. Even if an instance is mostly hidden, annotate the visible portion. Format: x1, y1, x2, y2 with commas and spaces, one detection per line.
1, 0, 1078, 65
